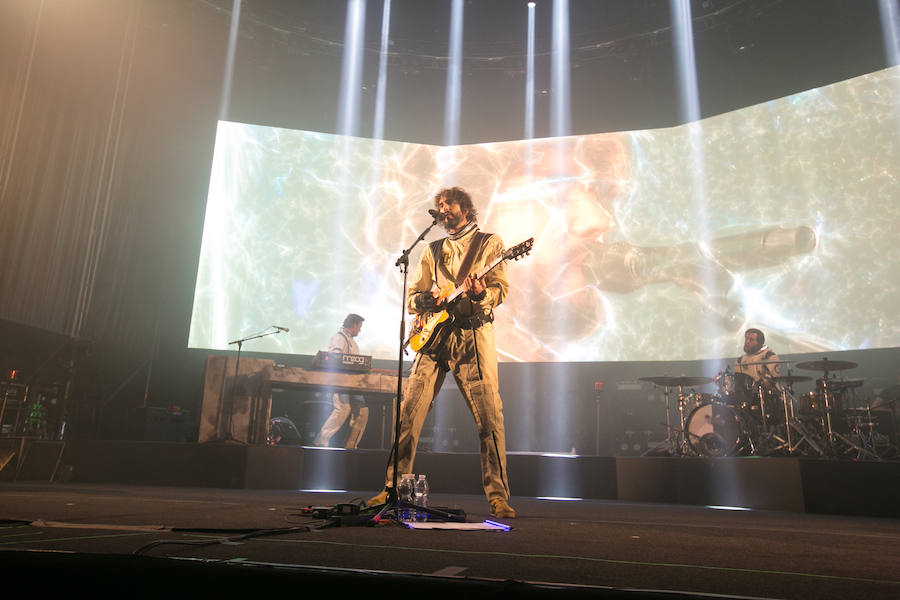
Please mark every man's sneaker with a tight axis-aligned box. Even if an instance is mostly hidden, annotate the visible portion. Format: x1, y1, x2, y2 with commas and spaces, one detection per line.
365, 490, 389, 508
489, 497, 516, 518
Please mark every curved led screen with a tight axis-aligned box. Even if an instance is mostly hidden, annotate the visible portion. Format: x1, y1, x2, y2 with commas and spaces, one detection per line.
189, 66, 900, 361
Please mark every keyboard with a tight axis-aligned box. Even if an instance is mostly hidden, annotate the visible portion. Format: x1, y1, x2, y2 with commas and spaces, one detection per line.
312, 351, 372, 373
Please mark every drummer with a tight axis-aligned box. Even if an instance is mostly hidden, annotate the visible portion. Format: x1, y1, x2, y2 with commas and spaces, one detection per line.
735, 328, 781, 388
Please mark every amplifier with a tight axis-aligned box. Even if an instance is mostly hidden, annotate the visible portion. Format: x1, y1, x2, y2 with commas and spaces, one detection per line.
312, 351, 372, 373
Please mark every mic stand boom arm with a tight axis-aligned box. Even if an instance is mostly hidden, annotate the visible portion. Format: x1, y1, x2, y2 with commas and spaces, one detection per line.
209, 328, 285, 443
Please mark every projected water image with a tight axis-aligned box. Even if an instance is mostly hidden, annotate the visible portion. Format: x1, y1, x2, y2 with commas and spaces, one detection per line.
189, 66, 900, 362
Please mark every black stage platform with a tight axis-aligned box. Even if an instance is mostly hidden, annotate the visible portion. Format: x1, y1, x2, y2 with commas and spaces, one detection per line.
0, 482, 898, 599
3, 439, 899, 518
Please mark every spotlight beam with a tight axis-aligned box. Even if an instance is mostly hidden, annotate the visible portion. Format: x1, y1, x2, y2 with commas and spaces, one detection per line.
880, 0, 900, 67
551, 0, 571, 138
218, 0, 242, 121
671, 0, 701, 123
443, 0, 464, 146
337, 0, 366, 137
373, 0, 392, 140
525, 2, 536, 140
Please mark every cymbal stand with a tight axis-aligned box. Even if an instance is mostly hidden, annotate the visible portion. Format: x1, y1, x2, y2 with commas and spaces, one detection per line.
676, 385, 693, 455
780, 384, 792, 450
660, 385, 678, 454
663, 385, 673, 452
756, 384, 770, 436
648, 384, 681, 456
750, 382, 787, 455
776, 381, 823, 456
820, 375, 878, 460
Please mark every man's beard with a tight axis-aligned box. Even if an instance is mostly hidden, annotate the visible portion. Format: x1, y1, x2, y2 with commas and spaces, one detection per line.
442, 214, 465, 231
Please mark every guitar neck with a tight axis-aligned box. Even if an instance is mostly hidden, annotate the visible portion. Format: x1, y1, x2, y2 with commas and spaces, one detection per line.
445, 255, 505, 303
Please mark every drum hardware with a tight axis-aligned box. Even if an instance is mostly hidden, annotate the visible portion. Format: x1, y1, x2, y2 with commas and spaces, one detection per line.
837, 403, 900, 459
638, 367, 891, 460
756, 382, 772, 434
820, 379, 879, 459
771, 372, 824, 456
639, 376, 714, 456
751, 376, 815, 455
794, 357, 879, 458
843, 406, 880, 458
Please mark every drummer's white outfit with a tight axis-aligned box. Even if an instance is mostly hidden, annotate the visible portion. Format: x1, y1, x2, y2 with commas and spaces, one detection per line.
735, 345, 781, 386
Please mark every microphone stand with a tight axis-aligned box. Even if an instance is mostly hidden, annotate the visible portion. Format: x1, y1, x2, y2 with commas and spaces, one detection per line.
208, 328, 284, 444
370, 215, 457, 524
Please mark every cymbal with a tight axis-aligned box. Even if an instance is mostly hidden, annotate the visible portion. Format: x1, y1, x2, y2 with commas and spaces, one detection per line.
639, 376, 714, 387
774, 375, 812, 384
796, 360, 858, 372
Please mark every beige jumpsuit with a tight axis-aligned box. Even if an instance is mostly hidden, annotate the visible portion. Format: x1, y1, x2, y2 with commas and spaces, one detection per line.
384, 225, 511, 501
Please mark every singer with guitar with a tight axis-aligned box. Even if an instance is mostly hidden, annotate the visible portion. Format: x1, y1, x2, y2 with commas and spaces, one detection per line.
367, 187, 518, 518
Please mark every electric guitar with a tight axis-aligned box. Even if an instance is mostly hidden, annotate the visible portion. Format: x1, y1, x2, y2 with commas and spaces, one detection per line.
407, 237, 534, 353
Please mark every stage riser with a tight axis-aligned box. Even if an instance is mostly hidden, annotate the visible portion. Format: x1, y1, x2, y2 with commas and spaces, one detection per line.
47, 441, 900, 518
616, 456, 807, 512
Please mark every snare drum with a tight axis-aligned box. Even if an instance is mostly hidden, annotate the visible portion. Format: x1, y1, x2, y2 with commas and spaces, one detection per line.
685, 403, 751, 457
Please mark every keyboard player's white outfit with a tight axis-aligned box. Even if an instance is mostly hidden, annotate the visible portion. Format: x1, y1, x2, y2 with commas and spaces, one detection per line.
313, 327, 369, 448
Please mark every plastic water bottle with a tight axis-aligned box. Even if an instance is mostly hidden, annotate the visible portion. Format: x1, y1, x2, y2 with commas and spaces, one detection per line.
414, 474, 429, 508
398, 474, 415, 521
413, 474, 429, 522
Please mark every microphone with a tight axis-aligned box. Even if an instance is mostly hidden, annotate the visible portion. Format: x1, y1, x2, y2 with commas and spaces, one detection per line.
428, 209, 445, 221
273, 325, 290, 333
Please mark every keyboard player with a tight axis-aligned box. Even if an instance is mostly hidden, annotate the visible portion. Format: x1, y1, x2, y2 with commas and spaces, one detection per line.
313, 313, 369, 448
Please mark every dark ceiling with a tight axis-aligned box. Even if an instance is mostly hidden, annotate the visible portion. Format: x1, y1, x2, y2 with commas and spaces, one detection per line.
197, 0, 889, 144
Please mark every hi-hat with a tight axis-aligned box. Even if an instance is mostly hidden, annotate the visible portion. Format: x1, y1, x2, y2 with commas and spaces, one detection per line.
773, 375, 812, 384
796, 359, 858, 372
639, 376, 714, 387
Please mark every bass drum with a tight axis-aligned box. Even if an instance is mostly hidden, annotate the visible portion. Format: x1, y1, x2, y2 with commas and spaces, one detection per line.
686, 403, 751, 457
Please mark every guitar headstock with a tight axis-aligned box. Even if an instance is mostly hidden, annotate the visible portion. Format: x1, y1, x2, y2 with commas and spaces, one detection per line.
504, 237, 534, 262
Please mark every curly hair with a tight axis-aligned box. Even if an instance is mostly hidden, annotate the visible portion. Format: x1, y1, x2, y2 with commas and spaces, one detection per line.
434, 186, 478, 222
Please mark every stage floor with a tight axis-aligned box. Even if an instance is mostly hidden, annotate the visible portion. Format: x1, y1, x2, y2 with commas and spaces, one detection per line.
0, 483, 898, 599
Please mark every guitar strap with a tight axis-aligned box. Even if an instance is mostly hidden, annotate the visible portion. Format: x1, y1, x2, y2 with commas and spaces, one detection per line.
429, 231, 488, 285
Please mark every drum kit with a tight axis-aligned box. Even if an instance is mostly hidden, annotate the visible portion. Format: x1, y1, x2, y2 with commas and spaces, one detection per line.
639, 358, 898, 459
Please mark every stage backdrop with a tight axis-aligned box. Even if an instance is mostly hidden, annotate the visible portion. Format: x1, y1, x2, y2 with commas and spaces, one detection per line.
189, 66, 900, 362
